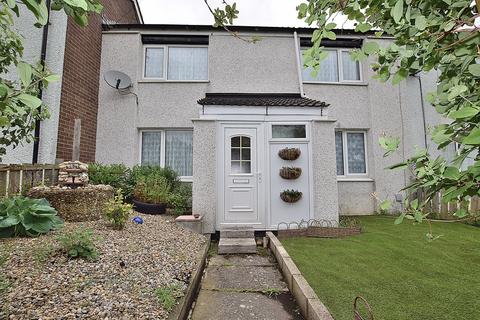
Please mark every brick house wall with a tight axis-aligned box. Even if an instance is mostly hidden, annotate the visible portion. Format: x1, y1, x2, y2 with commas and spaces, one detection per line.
56, 0, 139, 163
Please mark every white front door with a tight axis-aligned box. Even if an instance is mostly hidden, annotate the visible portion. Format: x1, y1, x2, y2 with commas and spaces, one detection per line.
218, 124, 265, 229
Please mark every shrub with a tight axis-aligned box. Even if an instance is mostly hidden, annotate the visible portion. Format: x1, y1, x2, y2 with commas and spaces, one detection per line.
0, 196, 63, 238
103, 189, 133, 230
88, 163, 131, 194
57, 227, 99, 260
168, 183, 192, 215
133, 174, 171, 204
129, 165, 180, 191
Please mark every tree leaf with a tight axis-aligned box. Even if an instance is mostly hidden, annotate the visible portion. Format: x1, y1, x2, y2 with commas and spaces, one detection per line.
448, 106, 479, 119
323, 31, 336, 40
392, 68, 408, 85
363, 41, 379, 54
17, 62, 32, 87
17, 94, 42, 109
447, 85, 467, 101
443, 166, 460, 180
463, 128, 480, 145
415, 16, 426, 30
63, 0, 88, 10
392, 0, 404, 24
468, 64, 480, 77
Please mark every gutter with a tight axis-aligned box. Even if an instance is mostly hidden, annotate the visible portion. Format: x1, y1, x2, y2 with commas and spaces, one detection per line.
32, 0, 51, 164
293, 31, 305, 97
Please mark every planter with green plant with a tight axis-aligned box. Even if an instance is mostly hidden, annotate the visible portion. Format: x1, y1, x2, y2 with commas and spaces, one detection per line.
280, 190, 303, 203
132, 174, 171, 214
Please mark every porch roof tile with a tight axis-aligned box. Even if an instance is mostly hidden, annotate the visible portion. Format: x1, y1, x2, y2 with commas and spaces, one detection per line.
197, 93, 329, 108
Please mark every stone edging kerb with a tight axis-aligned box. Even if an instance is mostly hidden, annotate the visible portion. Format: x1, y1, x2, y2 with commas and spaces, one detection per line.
266, 232, 334, 320
169, 234, 211, 320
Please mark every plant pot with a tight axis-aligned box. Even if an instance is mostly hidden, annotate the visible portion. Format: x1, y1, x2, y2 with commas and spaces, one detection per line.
133, 199, 167, 214
279, 167, 302, 179
278, 147, 301, 160
280, 191, 303, 203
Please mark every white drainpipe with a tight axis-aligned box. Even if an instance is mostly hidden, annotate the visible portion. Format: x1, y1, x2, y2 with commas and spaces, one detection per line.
293, 31, 305, 97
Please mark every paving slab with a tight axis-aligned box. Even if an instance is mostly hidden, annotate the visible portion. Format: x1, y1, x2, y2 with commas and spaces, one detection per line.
209, 253, 276, 267
192, 290, 303, 320
202, 265, 287, 291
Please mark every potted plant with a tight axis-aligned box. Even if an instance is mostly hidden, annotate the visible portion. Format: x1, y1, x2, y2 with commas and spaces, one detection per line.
132, 174, 171, 214
279, 167, 302, 179
278, 147, 301, 160
280, 189, 303, 203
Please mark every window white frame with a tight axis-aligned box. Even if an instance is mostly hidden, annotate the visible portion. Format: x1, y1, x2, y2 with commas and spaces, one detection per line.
335, 130, 368, 177
269, 122, 310, 142
301, 48, 363, 84
142, 45, 209, 82
138, 129, 193, 182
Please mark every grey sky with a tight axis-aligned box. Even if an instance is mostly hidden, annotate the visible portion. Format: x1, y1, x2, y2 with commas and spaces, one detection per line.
137, 0, 309, 26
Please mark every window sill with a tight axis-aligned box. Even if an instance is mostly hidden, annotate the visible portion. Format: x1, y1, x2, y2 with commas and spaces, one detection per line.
303, 81, 368, 86
138, 79, 210, 84
180, 177, 193, 183
337, 177, 374, 182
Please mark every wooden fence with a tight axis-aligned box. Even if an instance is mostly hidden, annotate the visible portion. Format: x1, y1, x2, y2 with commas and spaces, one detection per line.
0, 164, 60, 197
412, 188, 480, 219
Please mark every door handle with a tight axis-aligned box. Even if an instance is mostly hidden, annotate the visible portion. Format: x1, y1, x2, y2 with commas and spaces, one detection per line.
257, 172, 262, 183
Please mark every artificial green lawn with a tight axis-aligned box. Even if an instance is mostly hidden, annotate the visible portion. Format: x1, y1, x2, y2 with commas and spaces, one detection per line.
281, 216, 480, 320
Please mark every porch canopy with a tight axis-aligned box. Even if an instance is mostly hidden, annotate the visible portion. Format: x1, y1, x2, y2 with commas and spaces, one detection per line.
197, 93, 328, 108
197, 93, 329, 117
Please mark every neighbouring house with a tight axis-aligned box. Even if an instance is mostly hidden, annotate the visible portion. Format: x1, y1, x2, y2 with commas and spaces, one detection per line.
1, 0, 143, 165
96, 24, 456, 233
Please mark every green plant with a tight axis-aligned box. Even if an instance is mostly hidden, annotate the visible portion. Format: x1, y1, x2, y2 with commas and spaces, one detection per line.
57, 227, 99, 261
0, 196, 63, 238
103, 189, 133, 230
155, 284, 183, 311
133, 174, 171, 204
167, 183, 192, 215
33, 244, 55, 265
88, 163, 131, 193
0, 274, 9, 294
129, 165, 180, 191
262, 288, 281, 297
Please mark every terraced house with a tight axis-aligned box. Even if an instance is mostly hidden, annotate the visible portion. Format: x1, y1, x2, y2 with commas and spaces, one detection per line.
95, 24, 449, 233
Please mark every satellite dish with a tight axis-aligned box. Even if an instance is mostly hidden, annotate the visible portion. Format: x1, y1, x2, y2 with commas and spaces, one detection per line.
104, 70, 132, 90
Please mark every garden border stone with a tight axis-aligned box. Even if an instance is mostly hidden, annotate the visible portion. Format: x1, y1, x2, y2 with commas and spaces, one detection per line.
169, 234, 211, 320
266, 232, 334, 320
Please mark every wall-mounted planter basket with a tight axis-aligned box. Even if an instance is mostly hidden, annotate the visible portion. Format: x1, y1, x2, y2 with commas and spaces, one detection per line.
280, 190, 303, 203
279, 167, 302, 180
278, 148, 301, 160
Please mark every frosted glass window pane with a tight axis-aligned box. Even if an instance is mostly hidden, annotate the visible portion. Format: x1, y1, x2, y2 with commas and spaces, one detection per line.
242, 162, 251, 173
231, 161, 241, 173
342, 51, 360, 81
142, 132, 162, 165
145, 48, 164, 78
302, 50, 338, 82
347, 133, 366, 174
165, 130, 193, 176
335, 131, 344, 175
272, 125, 306, 139
168, 47, 208, 80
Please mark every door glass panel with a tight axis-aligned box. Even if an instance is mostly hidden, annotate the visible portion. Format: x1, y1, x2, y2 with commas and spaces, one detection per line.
231, 136, 240, 147
231, 148, 240, 160
242, 161, 251, 173
231, 136, 252, 174
231, 161, 241, 173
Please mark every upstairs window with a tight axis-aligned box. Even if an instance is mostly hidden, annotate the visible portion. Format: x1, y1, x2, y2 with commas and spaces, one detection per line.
144, 46, 208, 81
302, 49, 361, 83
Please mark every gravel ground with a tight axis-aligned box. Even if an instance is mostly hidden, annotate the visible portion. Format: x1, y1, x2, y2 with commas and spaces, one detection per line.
0, 214, 207, 320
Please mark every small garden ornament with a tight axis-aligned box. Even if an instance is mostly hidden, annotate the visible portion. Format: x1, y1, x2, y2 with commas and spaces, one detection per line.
132, 216, 144, 224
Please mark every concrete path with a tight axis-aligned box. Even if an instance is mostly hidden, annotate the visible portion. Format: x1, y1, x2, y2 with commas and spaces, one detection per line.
191, 249, 304, 320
